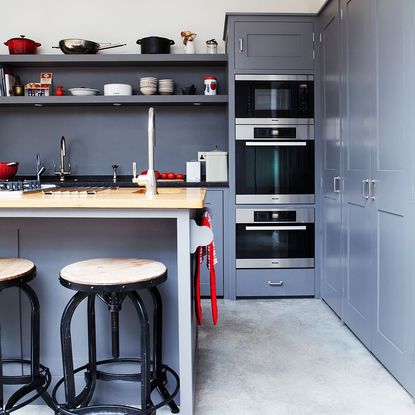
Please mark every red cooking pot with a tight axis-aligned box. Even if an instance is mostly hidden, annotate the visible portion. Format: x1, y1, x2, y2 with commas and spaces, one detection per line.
4, 35, 41, 54
0, 162, 19, 180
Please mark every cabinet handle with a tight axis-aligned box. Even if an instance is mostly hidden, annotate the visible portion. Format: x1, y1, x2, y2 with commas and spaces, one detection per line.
369, 180, 376, 201
245, 141, 307, 147
333, 176, 341, 193
239, 38, 243, 53
268, 281, 284, 287
362, 179, 370, 200
246, 226, 307, 231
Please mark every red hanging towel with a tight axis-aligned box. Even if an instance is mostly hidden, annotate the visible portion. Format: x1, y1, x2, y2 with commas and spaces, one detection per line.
195, 210, 218, 326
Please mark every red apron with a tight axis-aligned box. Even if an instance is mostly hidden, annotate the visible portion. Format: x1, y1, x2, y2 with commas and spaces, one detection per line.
195, 210, 218, 326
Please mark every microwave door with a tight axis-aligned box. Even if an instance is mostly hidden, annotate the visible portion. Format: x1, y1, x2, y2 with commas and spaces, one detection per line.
252, 81, 296, 119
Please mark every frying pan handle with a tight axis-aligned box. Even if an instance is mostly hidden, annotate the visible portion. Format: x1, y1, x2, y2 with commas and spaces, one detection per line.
98, 43, 126, 51
52, 46, 61, 49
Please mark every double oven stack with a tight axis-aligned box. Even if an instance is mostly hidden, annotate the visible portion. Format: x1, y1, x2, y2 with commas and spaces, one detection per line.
235, 75, 315, 277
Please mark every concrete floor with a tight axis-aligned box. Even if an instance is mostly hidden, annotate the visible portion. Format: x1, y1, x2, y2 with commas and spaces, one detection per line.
19, 299, 415, 415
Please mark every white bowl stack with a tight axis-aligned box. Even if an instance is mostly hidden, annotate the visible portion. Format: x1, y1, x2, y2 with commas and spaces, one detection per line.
158, 79, 174, 95
140, 77, 157, 95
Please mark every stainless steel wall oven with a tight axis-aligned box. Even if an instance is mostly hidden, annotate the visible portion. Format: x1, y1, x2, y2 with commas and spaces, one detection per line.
235, 124, 315, 204
236, 208, 315, 269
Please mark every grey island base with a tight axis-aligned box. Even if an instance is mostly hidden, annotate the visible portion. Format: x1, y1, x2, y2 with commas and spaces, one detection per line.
0, 188, 212, 415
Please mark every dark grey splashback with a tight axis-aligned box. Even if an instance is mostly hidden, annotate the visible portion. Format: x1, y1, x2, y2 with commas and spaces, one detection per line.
0, 106, 227, 176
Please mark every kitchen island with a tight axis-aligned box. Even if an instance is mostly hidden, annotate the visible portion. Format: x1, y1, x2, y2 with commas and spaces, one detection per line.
0, 187, 211, 415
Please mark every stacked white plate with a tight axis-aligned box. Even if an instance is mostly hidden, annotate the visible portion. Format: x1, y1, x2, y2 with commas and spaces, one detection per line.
158, 79, 174, 95
69, 87, 99, 96
140, 77, 157, 95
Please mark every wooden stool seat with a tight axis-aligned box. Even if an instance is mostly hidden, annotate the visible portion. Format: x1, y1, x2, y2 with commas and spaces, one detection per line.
60, 258, 167, 286
0, 258, 35, 282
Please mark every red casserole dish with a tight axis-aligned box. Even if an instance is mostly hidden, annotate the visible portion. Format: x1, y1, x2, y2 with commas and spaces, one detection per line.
4, 35, 41, 54
0, 162, 19, 180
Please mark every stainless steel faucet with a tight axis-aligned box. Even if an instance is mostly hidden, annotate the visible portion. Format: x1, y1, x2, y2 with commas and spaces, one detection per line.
54, 136, 71, 182
112, 164, 118, 183
36, 154, 45, 182
132, 107, 158, 197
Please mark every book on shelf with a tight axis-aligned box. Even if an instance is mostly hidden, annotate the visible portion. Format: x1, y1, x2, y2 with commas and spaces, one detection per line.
0, 66, 4, 96
0, 66, 16, 96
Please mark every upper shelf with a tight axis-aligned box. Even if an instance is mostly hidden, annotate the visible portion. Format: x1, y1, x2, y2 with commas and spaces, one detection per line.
0, 54, 228, 67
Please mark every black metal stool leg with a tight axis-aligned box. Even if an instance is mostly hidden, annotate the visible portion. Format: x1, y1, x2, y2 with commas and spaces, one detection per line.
80, 294, 97, 408
149, 287, 179, 414
128, 291, 151, 413
0, 321, 4, 412
3, 283, 53, 413
60, 291, 89, 409
19, 283, 55, 412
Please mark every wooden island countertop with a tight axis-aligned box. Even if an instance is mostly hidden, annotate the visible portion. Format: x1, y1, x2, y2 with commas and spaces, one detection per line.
0, 187, 206, 209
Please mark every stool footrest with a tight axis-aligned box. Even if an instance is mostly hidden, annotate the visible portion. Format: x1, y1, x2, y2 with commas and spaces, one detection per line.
57, 404, 143, 415
0, 360, 52, 414
0, 359, 49, 386
96, 369, 142, 383
53, 358, 180, 415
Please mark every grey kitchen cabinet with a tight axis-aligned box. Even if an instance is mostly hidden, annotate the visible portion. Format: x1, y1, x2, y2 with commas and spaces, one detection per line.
368, 0, 414, 393
340, 0, 374, 348
236, 269, 314, 298
320, 0, 415, 395
200, 190, 224, 297
234, 20, 315, 70
341, 0, 414, 390
320, 0, 343, 317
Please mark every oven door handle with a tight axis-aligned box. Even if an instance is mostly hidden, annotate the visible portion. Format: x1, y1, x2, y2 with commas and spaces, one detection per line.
245, 226, 307, 231
245, 141, 307, 147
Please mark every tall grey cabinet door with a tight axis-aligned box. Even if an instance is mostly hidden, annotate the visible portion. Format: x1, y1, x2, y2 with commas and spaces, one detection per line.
320, 1, 343, 317
370, 0, 414, 393
340, 0, 374, 347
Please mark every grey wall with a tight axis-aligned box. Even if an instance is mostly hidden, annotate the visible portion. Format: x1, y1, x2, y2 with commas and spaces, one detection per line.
0, 106, 227, 177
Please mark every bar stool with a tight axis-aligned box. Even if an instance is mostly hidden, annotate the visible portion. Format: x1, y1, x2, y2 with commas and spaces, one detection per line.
0, 258, 53, 414
52, 258, 179, 415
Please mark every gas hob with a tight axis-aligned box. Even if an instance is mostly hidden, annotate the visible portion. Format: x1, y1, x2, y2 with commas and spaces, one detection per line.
0, 180, 56, 197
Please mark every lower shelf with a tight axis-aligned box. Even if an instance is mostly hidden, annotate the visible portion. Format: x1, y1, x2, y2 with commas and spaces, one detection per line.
0, 95, 228, 107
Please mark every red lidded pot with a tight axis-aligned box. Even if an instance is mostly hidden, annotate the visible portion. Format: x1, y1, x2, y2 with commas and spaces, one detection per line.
4, 35, 41, 55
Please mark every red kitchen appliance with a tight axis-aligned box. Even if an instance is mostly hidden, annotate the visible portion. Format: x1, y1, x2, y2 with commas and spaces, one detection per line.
4, 35, 41, 54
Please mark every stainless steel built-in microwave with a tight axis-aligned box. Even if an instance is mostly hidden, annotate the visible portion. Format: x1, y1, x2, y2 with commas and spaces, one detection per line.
235, 75, 314, 125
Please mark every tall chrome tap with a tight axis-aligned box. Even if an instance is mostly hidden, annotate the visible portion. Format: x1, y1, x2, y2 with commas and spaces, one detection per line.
36, 154, 45, 182
54, 136, 71, 182
132, 107, 158, 197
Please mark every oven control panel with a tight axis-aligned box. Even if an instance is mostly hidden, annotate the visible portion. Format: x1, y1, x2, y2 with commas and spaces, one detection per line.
236, 208, 314, 224
254, 127, 297, 139
254, 211, 296, 222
